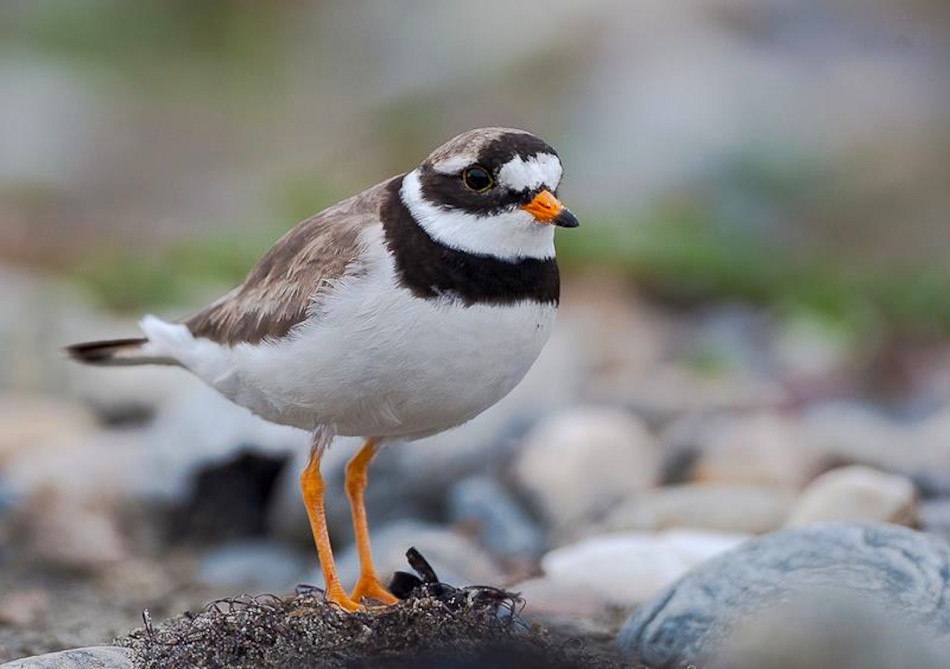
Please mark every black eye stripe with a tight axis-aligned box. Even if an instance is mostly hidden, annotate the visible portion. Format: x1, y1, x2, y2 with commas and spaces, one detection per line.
418, 132, 561, 216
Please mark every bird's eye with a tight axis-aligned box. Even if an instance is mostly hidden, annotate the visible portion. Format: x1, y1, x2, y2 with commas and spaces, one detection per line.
462, 166, 494, 193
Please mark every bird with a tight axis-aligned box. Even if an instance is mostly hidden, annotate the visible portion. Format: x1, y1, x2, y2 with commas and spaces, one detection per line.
67, 127, 579, 612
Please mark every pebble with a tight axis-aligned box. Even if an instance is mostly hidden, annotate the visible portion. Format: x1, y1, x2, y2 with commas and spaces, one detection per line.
917, 498, 950, 541
541, 530, 748, 607
786, 465, 917, 527
802, 401, 950, 477
0, 396, 97, 466
691, 411, 823, 488
603, 483, 794, 534
0, 590, 49, 628
512, 407, 660, 538
195, 540, 308, 591
17, 491, 126, 572
446, 476, 545, 559
513, 577, 611, 621
617, 522, 950, 668
709, 589, 948, 669
1, 646, 133, 668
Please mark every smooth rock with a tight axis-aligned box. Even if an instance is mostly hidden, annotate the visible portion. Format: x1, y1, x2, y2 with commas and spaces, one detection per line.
17, 491, 125, 572
802, 401, 950, 477
617, 523, 950, 668
691, 411, 822, 488
624, 366, 786, 424
786, 465, 917, 527
4, 428, 149, 502
541, 530, 748, 607
0, 589, 49, 628
172, 450, 290, 541
919, 498, 950, 541
446, 475, 545, 559
514, 576, 611, 620
2, 646, 133, 668
603, 483, 794, 535
0, 395, 97, 466
330, 519, 504, 589
513, 407, 660, 536
709, 589, 948, 669
196, 540, 308, 590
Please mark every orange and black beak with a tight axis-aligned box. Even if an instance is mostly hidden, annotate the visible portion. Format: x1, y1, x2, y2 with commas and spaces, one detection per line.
521, 190, 579, 228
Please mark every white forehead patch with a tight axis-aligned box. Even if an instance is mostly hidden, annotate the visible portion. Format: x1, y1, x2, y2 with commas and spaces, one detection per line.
498, 153, 563, 192
432, 154, 478, 175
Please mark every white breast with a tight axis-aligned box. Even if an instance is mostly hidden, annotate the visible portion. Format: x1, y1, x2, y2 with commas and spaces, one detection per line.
146, 227, 557, 438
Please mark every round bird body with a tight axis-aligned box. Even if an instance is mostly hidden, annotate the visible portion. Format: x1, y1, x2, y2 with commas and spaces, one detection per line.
67, 127, 579, 611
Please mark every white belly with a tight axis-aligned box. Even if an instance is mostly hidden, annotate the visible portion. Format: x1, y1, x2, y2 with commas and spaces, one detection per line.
156, 251, 557, 438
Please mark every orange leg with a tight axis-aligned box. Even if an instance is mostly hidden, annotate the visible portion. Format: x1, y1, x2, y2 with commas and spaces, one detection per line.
300, 444, 360, 612
345, 439, 398, 605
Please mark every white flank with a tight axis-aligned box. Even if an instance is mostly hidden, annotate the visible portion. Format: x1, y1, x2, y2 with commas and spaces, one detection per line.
400, 169, 556, 260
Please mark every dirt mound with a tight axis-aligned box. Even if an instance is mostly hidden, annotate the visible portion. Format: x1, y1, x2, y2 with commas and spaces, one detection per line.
119, 551, 623, 669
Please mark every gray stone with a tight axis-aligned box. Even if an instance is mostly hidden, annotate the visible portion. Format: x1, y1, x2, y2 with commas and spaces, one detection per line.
195, 540, 308, 590
709, 589, 948, 669
603, 483, 793, 534
617, 523, 950, 668
920, 498, 950, 541
513, 407, 660, 538
513, 576, 611, 621
541, 530, 748, 607
802, 402, 950, 477
446, 475, 545, 559
1, 646, 133, 668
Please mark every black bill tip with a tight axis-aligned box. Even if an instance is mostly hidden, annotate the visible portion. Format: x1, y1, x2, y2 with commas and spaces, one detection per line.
553, 209, 580, 228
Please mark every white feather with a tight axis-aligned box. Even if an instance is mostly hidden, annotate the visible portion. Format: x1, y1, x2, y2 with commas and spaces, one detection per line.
497, 153, 563, 193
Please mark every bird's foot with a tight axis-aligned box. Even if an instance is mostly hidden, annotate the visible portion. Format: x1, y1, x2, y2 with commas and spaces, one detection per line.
325, 584, 362, 612
350, 575, 399, 606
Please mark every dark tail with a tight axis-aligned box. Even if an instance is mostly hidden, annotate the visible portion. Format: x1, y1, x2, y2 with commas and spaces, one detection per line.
66, 337, 176, 366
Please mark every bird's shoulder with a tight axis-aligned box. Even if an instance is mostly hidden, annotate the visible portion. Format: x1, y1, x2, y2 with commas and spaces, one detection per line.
184, 176, 400, 346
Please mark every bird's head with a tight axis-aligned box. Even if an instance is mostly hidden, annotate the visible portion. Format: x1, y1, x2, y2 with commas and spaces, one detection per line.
400, 127, 578, 261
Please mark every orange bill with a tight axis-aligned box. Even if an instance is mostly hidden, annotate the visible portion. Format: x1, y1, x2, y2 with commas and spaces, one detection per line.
521, 190, 579, 228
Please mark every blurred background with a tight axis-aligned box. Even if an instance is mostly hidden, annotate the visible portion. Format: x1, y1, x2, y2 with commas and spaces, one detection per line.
2, 0, 950, 663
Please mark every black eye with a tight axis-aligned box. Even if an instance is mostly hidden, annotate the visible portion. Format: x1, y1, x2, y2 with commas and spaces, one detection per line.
462, 166, 494, 193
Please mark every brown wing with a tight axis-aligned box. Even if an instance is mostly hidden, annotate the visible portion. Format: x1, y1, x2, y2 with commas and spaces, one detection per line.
185, 178, 396, 346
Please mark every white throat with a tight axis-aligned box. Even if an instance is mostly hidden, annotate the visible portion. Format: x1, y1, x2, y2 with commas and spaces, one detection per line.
400, 169, 556, 261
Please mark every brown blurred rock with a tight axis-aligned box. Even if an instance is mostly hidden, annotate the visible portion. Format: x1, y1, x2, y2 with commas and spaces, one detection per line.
692, 412, 823, 488
0, 589, 50, 628
603, 483, 794, 534
513, 407, 660, 538
786, 465, 917, 527
98, 558, 174, 604
0, 395, 97, 466
17, 490, 126, 573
